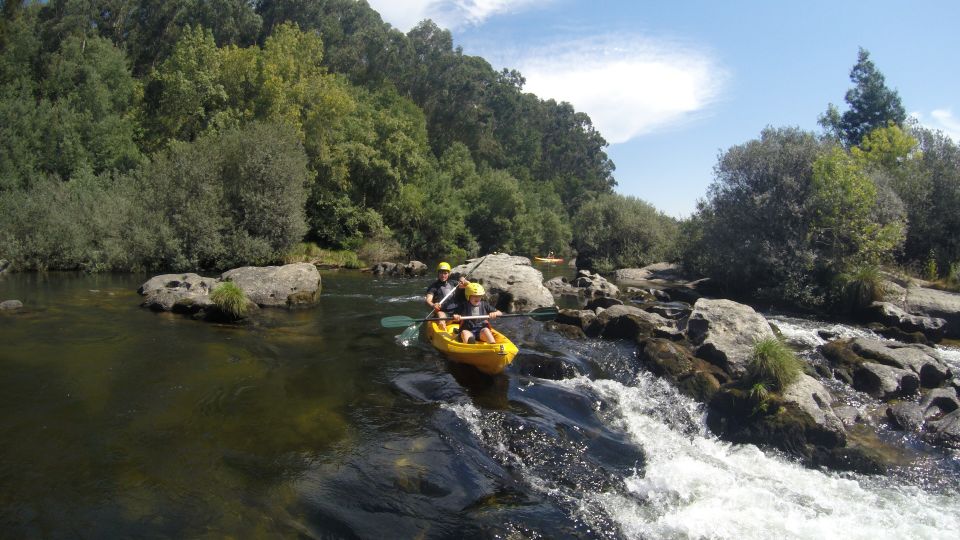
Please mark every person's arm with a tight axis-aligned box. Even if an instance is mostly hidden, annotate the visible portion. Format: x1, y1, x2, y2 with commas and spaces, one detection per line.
486, 301, 501, 320
425, 291, 435, 308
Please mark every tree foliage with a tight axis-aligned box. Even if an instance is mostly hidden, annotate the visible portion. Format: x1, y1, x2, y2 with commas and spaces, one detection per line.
572, 193, 678, 273
820, 48, 906, 147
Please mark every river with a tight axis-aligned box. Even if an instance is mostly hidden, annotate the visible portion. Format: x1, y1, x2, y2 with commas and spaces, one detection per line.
1, 271, 958, 538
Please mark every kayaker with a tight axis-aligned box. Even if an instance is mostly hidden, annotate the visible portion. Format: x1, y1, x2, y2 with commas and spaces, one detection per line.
425, 262, 468, 330
450, 283, 502, 344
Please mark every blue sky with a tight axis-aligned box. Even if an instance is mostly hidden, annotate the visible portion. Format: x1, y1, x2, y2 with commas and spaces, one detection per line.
366, 0, 960, 217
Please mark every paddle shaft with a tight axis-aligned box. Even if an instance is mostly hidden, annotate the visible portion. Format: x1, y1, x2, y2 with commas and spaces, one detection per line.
382, 307, 557, 328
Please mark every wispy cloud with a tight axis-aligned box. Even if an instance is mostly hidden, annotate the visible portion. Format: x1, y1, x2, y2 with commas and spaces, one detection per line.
515, 35, 728, 144
367, 0, 547, 32
911, 109, 960, 142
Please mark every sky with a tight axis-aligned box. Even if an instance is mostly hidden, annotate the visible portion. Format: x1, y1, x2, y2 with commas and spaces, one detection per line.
365, 0, 960, 217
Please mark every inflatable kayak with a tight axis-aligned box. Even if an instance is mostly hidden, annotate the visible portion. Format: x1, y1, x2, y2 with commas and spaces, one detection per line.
425, 320, 519, 375
534, 257, 564, 263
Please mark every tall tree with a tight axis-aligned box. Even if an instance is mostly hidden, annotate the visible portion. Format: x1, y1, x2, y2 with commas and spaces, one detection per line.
820, 48, 906, 147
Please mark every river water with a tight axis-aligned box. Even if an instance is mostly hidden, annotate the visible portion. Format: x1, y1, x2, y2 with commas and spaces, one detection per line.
1, 271, 959, 538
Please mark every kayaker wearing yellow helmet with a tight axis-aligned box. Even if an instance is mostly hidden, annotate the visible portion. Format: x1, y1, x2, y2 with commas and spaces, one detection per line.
450, 282, 502, 344
425, 262, 469, 330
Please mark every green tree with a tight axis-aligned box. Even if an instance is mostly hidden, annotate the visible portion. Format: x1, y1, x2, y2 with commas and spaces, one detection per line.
820, 48, 906, 147
144, 25, 227, 144
572, 193, 678, 273
808, 147, 905, 272
681, 127, 827, 303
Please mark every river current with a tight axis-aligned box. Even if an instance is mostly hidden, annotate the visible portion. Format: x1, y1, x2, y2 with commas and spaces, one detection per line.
1, 271, 958, 538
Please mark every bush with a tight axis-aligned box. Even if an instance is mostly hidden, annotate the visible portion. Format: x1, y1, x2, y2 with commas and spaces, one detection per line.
210, 281, 249, 320
746, 338, 803, 393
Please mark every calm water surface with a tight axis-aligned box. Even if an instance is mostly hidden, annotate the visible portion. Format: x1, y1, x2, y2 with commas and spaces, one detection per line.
1, 268, 959, 539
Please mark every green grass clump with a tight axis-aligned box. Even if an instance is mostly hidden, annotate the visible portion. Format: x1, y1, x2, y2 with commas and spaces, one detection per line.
282, 242, 363, 269
746, 337, 804, 393
210, 281, 249, 319
837, 264, 884, 313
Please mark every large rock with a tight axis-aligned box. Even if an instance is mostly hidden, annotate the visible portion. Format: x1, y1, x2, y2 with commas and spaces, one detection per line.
686, 298, 776, 376
637, 338, 728, 402
595, 304, 675, 341
847, 338, 951, 388
451, 254, 554, 312
370, 261, 428, 277
613, 263, 686, 287
866, 301, 946, 342
781, 374, 846, 444
1, 299, 23, 310
925, 409, 960, 449
903, 286, 960, 338
139, 273, 218, 313
853, 362, 920, 401
221, 263, 322, 308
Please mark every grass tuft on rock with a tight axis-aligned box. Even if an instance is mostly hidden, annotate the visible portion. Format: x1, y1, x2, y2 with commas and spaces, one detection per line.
211, 281, 249, 319
837, 264, 885, 313
746, 337, 803, 393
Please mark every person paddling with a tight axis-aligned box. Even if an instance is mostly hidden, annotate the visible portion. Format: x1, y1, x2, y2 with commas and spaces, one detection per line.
450, 283, 502, 344
424, 262, 468, 330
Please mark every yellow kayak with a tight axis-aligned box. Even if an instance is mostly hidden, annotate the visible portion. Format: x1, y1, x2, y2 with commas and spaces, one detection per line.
425, 320, 519, 375
534, 257, 563, 263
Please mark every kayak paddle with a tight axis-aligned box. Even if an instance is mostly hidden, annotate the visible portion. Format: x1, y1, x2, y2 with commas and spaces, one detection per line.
397, 255, 488, 341
382, 306, 559, 329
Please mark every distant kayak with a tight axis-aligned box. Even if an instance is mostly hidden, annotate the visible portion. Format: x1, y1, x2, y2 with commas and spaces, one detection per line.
425, 320, 518, 375
534, 257, 564, 263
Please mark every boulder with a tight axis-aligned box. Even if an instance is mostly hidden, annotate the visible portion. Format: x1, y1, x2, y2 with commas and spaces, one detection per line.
451, 254, 554, 312
544, 276, 580, 296
221, 263, 322, 308
370, 261, 428, 277
139, 273, 218, 313
139, 273, 217, 296
866, 301, 946, 342
686, 298, 776, 376
781, 374, 846, 444
903, 285, 960, 338
594, 304, 675, 341
1, 299, 23, 310
848, 338, 951, 388
613, 263, 687, 287
572, 270, 620, 298
919, 387, 960, 419
637, 338, 728, 402
924, 409, 960, 449
886, 402, 925, 431
584, 297, 624, 311
853, 362, 919, 401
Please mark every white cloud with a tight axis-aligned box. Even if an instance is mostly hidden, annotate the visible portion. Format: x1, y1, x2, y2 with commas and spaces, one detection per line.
366, 0, 547, 32
911, 109, 960, 142
515, 36, 727, 144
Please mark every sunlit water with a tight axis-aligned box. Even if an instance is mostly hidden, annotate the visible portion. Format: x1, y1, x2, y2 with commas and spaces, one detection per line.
1, 271, 958, 538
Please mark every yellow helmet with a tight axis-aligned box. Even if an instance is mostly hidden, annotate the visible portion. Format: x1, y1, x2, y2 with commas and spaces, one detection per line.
465, 282, 485, 297
437, 262, 451, 272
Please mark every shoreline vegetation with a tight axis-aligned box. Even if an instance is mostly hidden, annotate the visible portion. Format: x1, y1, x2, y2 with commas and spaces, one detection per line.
0, 2, 958, 314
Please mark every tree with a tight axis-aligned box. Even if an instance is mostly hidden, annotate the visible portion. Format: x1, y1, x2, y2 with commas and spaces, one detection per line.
820, 48, 906, 147
807, 147, 904, 272
572, 193, 678, 273
681, 127, 828, 303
